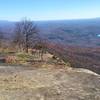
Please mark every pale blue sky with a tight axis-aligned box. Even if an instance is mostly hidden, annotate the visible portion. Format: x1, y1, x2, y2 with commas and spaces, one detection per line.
0, 0, 100, 21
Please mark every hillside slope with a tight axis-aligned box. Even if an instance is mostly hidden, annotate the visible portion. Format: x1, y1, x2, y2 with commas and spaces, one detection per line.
46, 43, 100, 74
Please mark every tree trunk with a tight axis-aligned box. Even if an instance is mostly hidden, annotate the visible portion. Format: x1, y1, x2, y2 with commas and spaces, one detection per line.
25, 45, 28, 53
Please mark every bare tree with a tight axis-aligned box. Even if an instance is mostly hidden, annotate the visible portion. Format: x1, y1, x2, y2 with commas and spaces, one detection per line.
13, 19, 38, 53
13, 23, 24, 51
33, 39, 47, 61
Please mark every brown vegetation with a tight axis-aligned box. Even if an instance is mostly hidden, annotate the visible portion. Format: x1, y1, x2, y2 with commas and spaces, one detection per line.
46, 42, 100, 74
5, 56, 17, 63
0, 18, 100, 75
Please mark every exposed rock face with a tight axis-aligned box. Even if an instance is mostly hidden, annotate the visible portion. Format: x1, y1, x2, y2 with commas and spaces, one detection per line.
0, 66, 99, 100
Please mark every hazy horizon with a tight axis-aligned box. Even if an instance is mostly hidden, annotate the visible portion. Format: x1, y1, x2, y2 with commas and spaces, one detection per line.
0, 17, 100, 22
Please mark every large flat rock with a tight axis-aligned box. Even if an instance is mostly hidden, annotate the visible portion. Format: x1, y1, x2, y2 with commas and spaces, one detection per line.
0, 66, 99, 100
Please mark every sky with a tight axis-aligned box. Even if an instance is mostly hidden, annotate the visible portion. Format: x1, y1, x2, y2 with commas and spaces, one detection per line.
0, 0, 100, 21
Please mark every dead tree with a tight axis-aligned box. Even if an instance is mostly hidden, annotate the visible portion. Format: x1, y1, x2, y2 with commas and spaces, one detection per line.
13, 18, 38, 53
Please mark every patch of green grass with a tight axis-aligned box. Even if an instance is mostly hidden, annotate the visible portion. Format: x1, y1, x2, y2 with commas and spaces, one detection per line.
16, 52, 34, 62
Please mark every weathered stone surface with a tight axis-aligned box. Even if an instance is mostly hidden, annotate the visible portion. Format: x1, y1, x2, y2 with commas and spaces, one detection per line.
0, 66, 99, 100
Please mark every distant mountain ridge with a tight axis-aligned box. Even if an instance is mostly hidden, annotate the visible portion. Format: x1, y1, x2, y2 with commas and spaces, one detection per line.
0, 18, 100, 47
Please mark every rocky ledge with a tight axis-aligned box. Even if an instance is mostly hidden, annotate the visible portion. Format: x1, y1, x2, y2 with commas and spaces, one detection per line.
0, 66, 99, 100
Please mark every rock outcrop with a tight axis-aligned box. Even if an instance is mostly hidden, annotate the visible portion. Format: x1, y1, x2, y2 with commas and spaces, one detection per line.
0, 66, 99, 100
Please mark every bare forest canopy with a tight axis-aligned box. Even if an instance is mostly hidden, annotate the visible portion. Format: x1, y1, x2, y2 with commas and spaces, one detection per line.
0, 18, 100, 47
